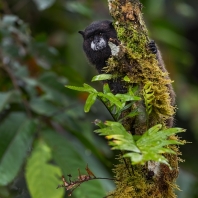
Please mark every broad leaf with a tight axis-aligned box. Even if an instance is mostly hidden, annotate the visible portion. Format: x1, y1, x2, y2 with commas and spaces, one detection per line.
29, 98, 57, 116
37, 72, 69, 105
42, 130, 106, 198
25, 141, 64, 198
52, 111, 108, 165
0, 113, 36, 185
0, 91, 21, 112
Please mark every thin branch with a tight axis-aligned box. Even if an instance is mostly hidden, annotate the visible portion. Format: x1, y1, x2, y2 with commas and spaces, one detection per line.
57, 165, 119, 196
120, 151, 133, 177
57, 176, 118, 189
98, 96, 117, 121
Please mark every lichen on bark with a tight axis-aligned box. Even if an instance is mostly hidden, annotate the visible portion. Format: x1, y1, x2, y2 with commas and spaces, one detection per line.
105, 0, 181, 197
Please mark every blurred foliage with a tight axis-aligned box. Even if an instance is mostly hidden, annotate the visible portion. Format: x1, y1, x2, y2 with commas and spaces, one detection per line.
0, 0, 198, 198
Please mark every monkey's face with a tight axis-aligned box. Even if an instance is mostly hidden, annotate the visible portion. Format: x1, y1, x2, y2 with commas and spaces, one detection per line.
79, 20, 118, 73
90, 33, 107, 51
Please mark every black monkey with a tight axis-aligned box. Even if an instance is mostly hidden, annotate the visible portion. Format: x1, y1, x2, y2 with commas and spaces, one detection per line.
78, 20, 118, 74
78, 20, 158, 74
79, 20, 128, 94
79, 20, 175, 126
78, 20, 175, 99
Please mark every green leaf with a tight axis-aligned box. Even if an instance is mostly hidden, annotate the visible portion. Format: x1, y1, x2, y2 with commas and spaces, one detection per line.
103, 83, 111, 94
51, 104, 111, 166
84, 93, 97, 113
38, 72, 67, 92
94, 119, 107, 129
128, 86, 138, 95
0, 91, 21, 111
115, 106, 129, 120
42, 130, 106, 198
118, 110, 139, 122
29, 98, 57, 116
42, 130, 88, 177
25, 140, 64, 198
119, 102, 134, 112
92, 74, 113, 81
28, 72, 69, 106
98, 93, 123, 108
83, 83, 97, 91
95, 121, 185, 167
115, 93, 141, 102
66, 83, 97, 93
134, 125, 185, 165
123, 75, 130, 82
95, 121, 140, 153
0, 113, 36, 185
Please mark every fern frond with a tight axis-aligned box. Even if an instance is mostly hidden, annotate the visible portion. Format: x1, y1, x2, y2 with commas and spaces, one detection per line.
143, 81, 155, 115
95, 122, 185, 167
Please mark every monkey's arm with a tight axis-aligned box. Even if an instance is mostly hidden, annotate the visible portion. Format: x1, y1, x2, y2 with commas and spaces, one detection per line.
148, 40, 168, 73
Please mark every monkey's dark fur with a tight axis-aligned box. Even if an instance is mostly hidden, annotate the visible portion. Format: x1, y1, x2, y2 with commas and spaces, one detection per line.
79, 20, 175, 126
79, 20, 117, 74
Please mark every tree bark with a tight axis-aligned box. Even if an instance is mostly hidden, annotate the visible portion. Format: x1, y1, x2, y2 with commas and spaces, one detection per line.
106, 0, 180, 197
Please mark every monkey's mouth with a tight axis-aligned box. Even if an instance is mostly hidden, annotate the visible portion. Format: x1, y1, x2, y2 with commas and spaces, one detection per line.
91, 37, 106, 51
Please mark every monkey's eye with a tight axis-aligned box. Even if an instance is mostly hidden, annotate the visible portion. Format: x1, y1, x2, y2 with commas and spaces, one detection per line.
87, 35, 94, 40
99, 32, 103, 36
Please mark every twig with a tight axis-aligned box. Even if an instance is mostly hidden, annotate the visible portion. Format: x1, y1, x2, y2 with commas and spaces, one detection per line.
57, 165, 119, 196
98, 96, 117, 121
57, 176, 118, 189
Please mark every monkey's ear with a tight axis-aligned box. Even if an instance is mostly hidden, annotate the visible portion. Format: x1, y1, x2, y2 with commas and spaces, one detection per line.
78, 30, 85, 38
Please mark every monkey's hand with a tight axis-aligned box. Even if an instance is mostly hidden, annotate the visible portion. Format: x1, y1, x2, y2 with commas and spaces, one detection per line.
148, 40, 157, 54
109, 37, 120, 46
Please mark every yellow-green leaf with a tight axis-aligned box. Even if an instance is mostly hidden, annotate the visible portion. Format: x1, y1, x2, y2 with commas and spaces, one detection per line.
25, 141, 64, 198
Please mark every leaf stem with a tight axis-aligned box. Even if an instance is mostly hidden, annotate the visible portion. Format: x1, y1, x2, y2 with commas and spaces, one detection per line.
98, 96, 117, 121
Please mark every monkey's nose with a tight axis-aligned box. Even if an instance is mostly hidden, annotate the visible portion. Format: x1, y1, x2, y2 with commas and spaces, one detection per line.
94, 36, 100, 43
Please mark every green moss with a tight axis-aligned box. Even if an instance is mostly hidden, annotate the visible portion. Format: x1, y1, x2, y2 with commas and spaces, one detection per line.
107, 155, 180, 198
106, 0, 180, 197
107, 20, 175, 128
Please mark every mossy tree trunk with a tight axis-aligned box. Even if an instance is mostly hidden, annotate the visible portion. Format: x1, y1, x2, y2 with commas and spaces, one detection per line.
106, 0, 180, 197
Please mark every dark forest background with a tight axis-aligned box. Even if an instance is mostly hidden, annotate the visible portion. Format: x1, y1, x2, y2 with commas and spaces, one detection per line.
0, 0, 198, 197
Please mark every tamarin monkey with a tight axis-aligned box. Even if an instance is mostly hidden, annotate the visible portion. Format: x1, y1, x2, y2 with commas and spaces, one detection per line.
79, 20, 175, 127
